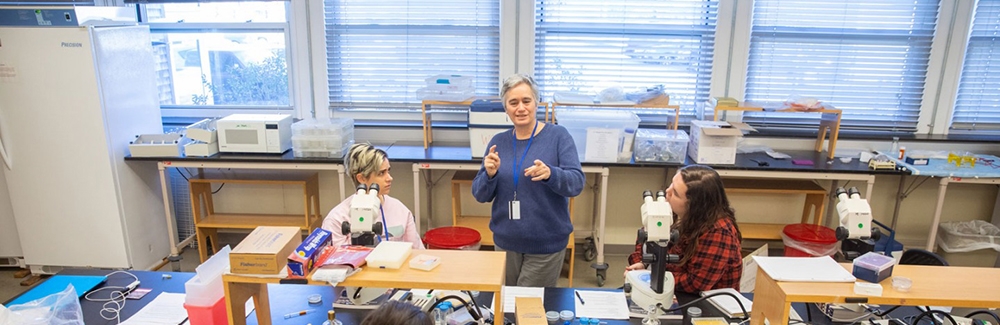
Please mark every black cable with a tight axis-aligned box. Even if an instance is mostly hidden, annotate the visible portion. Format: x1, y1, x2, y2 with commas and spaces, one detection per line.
211, 183, 225, 194
913, 309, 959, 325
463, 290, 484, 320
874, 305, 903, 317
965, 311, 1000, 325
658, 291, 750, 321
430, 295, 481, 320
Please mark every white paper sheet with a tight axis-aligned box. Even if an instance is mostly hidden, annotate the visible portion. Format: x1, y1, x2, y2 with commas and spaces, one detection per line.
584, 128, 620, 162
752, 256, 856, 282
121, 292, 188, 324
573, 290, 629, 320
502, 286, 544, 312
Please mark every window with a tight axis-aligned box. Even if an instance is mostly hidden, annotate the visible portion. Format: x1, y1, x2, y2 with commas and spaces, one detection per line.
534, 0, 719, 125
951, 0, 1000, 133
142, 1, 292, 116
324, 0, 500, 111
744, 0, 938, 133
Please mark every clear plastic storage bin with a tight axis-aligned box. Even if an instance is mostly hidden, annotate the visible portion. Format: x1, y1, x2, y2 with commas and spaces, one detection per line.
291, 118, 354, 158
556, 110, 640, 163
633, 129, 689, 163
417, 87, 475, 102
425, 75, 473, 90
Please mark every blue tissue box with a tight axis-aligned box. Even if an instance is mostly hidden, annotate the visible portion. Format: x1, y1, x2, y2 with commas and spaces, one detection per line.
852, 252, 895, 283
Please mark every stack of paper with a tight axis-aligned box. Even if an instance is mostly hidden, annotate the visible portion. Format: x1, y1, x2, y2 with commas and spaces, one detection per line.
700, 288, 752, 318
752, 256, 855, 282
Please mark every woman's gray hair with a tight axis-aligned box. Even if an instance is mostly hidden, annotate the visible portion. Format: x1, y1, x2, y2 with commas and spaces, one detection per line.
347, 143, 388, 186
500, 74, 540, 102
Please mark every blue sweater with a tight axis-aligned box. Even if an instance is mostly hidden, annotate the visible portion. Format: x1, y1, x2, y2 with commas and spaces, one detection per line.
472, 124, 585, 254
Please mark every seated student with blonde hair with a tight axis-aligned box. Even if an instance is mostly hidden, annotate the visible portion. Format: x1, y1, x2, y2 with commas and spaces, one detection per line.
322, 143, 424, 249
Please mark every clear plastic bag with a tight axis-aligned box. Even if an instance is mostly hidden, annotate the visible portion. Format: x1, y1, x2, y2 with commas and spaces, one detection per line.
937, 220, 1000, 253
0, 284, 85, 325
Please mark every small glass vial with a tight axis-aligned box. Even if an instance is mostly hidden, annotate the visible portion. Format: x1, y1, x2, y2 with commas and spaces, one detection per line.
323, 309, 343, 325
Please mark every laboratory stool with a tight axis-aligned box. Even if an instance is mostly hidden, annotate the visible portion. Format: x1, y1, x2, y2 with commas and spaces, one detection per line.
450, 170, 578, 286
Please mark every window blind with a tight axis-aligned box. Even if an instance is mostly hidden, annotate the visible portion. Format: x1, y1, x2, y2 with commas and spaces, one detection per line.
951, 0, 1000, 132
745, 0, 938, 133
324, 0, 500, 110
533, 0, 718, 125
0, 0, 92, 5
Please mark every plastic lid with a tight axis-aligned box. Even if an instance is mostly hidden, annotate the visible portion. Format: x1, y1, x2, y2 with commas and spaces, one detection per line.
308, 294, 322, 305
853, 252, 895, 271
559, 310, 574, 320
423, 226, 482, 249
782, 224, 838, 244
545, 311, 560, 321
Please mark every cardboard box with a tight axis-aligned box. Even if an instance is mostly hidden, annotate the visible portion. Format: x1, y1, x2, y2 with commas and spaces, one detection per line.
287, 228, 332, 277
688, 120, 754, 164
514, 297, 547, 325
230, 226, 301, 275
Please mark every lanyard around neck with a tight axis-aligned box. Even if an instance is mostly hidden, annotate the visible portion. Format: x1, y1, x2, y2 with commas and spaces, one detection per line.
511, 121, 539, 198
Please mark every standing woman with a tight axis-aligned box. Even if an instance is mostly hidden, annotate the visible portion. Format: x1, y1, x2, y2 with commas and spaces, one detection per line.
472, 74, 585, 287
625, 165, 742, 292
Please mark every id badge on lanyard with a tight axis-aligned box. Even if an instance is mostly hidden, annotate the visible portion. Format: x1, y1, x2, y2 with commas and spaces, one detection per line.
509, 121, 537, 221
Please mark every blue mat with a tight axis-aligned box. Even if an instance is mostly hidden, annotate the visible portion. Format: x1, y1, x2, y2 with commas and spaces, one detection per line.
890, 154, 1000, 178
5, 274, 106, 306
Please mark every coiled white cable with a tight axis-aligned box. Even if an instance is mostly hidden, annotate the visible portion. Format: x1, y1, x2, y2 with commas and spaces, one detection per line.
83, 271, 140, 324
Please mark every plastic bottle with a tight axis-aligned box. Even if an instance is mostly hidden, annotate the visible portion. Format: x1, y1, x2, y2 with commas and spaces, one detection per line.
898, 146, 906, 160
890, 137, 900, 157
433, 301, 451, 325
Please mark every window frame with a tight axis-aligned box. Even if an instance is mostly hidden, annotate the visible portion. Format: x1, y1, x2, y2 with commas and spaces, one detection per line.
138, 1, 306, 120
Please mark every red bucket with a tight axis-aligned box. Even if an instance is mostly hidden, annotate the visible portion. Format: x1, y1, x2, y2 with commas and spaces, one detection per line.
782, 223, 838, 257
423, 226, 482, 250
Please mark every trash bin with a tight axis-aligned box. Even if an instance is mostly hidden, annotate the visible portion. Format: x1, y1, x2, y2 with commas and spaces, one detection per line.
423, 226, 482, 250
936, 220, 1000, 267
781, 224, 838, 257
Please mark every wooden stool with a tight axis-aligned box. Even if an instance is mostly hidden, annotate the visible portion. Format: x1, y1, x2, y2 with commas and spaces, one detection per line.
723, 178, 827, 240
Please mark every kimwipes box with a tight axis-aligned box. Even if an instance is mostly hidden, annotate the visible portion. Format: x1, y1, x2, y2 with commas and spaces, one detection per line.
230, 226, 301, 275
688, 120, 755, 164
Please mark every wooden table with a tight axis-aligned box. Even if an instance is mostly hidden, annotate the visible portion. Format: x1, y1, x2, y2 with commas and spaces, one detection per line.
222, 249, 506, 325
751, 263, 1000, 325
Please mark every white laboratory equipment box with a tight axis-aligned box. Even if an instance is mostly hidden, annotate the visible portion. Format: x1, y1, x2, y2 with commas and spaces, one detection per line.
0, 6, 169, 272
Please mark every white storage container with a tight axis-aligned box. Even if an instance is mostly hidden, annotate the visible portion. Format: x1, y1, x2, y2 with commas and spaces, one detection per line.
128, 133, 184, 157
633, 129, 689, 163
417, 87, 475, 102
556, 110, 640, 163
291, 118, 354, 158
365, 241, 413, 269
425, 75, 473, 90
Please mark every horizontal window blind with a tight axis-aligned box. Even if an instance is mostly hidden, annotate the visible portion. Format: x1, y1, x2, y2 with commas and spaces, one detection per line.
534, 0, 718, 125
0, 0, 92, 5
324, 0, 500, 110
951, 0, 1000, 132
745, 0, 938, 133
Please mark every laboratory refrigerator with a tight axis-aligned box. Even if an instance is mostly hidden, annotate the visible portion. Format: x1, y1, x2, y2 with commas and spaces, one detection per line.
0, 7, 170, 272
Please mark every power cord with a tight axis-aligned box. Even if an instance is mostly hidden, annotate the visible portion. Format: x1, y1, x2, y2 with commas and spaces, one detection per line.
913, 309, 959, 325
965, 310, 1000, 325
657, 291, 750, 322
83, 271, 140, 324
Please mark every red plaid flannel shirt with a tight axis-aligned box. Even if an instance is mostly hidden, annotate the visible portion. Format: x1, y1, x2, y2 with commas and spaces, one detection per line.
627, 218, 742, 293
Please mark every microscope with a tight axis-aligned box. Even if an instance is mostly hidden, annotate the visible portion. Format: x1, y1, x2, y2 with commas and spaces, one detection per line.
341, 183, 389, 305
624, 190, 680, 320
834, 187, 881, 260
342, 183, 384, 247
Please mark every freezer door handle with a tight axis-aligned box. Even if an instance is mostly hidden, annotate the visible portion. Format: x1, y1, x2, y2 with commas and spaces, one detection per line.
0, 124, 11, 170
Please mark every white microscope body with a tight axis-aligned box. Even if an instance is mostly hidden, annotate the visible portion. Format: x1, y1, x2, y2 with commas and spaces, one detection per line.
625, 190, 677, 315
343, 183, 384, 246
834, 187, 880, 260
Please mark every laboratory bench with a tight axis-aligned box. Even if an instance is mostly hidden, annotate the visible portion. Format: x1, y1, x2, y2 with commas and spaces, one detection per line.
126, 143, 909, 285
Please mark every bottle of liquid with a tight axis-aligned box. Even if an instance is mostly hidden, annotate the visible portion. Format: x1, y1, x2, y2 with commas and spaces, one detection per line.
890, 137, 900, 157
898, 146, 906, 160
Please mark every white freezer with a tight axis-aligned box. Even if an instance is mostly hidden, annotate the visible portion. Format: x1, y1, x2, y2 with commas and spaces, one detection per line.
0, 7, 168, 272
